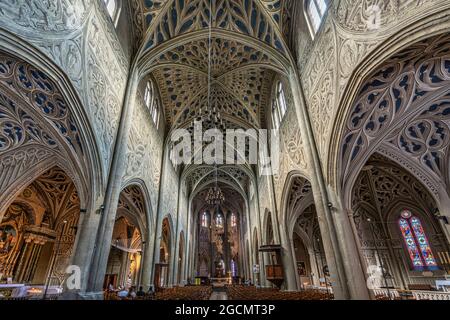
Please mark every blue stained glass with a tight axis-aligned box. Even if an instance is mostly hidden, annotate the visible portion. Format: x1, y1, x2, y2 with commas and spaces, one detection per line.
399, 212, 439, 270
399, 218, 424, 268
410, 217, 438, 267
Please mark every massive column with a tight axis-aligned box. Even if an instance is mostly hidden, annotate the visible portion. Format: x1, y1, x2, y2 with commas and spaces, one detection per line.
280, 225, 299, 291
67, 196, 104, 296
85, 69, 140, 296
140, 229, 156, 291
287, 68, 370, 299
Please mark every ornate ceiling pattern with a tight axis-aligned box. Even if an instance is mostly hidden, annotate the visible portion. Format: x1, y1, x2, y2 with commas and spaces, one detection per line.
288, 176, 313, 217
0, 52, 84, 156
175, 83, 260, 127
152, 66, 209, 124
134, 0, 290, 197
341, 34, 450, 192
219, 66, 273, 117
119, 186, 146, 215
140, 0, 168, 28
152, 37, 283, 75
118, 185, 147, 227
150, 36, 277, 130
142, 0, 287, 54
295, 204, 320, 240
193, 184, 244, 215
32, 167, 80, 227
351, 154, 436, 217
186, 165, 250, 194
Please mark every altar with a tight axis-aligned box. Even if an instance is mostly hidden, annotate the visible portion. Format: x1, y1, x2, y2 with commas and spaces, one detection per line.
0, 284, 62, 300
210, 278, 231, 287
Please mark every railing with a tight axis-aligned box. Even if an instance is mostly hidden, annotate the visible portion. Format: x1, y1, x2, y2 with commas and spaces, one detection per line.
412, 290, 450, 301
373, 289, 450, 300
373, 288, 400, 299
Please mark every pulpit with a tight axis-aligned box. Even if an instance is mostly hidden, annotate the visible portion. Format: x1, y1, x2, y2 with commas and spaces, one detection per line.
259, 245, 284, 288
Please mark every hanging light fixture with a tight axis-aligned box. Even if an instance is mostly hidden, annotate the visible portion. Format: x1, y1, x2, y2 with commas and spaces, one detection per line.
197, 0, 227, 211
205, 186, 225, 205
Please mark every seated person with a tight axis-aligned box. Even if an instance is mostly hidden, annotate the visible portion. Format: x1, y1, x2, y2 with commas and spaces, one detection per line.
136, 286, 145, 298
128, 286, 137, 299
117, 287, 129, 299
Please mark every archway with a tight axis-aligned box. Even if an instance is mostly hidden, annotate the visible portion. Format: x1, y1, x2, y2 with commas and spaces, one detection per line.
337, 33, 450, 296
339, 33, 450, 214
190, 178, 246, 285
105, 217, 142, 290
292, 204, 329, 290
104, 185, 147, 291
156, 217, 172, 288
351, 154, 449, 291
0, 166, 80, 290
293, 233, 311, 287
0, 48, 99, 295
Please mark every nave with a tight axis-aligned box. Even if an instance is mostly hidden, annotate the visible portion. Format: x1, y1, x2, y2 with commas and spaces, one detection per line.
0, 0, 450, 301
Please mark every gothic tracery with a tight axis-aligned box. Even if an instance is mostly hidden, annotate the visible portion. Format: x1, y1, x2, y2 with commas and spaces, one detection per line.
0, 0, 449, 302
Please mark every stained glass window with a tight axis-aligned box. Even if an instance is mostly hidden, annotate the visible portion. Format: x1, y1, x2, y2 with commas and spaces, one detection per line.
231, 259, 238, 277
398, 210, 438, 270
410, 217, 438, 268
231, 213, 237, 228
215, 214, 223, 228
201, 212, 208, 228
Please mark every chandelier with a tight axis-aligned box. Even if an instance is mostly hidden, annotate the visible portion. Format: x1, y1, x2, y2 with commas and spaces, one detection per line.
205, 187, 225, 205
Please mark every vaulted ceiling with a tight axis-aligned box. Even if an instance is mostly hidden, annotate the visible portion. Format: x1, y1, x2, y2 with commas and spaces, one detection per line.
129, 0, 295, 198
132, 0, 293, 131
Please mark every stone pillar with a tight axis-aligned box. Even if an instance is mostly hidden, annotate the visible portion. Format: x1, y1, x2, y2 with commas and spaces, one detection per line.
308, 249, 320, 287
140, 230, 155, 291
86, 70, 139, 295
328, 188, 372, 299
287, 69, 369, 299
188, 231, 196, 281
279, 225, 298, 291
346, 209, 378, 297
66, 196, 103, 295
185, 207, 195, 282
119, 251, 128, 287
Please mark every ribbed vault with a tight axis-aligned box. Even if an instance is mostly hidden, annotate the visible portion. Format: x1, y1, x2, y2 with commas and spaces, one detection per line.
132, 0, 293, 208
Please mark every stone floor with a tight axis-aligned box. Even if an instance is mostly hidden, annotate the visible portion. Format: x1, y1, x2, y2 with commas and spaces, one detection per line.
209, 288, 228, 300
